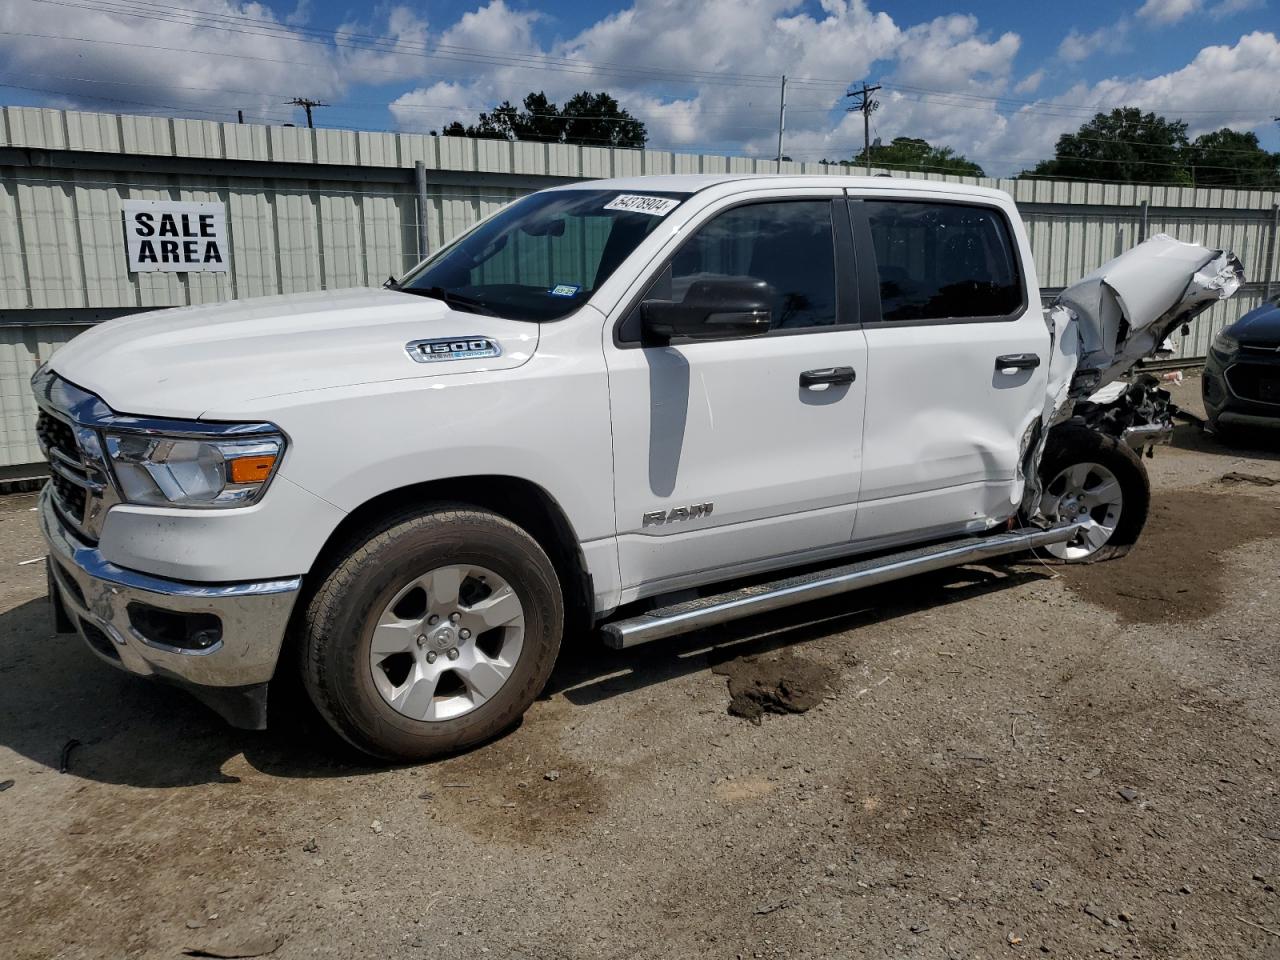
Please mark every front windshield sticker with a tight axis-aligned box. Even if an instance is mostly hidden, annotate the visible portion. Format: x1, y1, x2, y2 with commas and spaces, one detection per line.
603, 194, 681, 217
549, 283, 581, 297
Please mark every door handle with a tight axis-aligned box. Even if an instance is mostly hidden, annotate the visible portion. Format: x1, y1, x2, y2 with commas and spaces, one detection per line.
995, 353, 1041, 372
799, 366, 856, 388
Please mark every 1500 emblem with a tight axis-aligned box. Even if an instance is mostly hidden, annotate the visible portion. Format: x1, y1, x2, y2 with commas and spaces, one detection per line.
643, 502, 714, 526
406, 337, 502, 363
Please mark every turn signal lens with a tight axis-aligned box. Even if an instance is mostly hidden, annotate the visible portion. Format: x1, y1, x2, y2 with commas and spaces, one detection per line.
229, 454, 278, 484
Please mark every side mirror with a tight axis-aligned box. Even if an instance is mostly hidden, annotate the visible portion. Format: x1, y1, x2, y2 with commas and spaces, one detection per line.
641, 277, 773, 341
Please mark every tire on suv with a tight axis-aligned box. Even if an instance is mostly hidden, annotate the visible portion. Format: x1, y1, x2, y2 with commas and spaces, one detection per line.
300, 503, 563, 761
1035, 425, 1151, 564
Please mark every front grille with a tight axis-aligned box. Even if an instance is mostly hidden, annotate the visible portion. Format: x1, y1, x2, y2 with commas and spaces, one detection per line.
1227, 363, 1280, 405
1241, 341, 1280, 353
36, 409, 95, 532
36, 409, 77, 458
49, 471, 87, 521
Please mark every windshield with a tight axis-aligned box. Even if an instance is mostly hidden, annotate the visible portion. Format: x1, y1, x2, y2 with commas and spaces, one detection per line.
397, 189, 690, 321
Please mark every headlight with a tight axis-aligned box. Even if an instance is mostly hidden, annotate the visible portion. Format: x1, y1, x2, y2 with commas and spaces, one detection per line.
1212, 331, 1239, 355
103, 432, 284, 508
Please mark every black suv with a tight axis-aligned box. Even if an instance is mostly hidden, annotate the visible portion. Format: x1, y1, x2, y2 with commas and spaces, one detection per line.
1203, 297, 1280, 436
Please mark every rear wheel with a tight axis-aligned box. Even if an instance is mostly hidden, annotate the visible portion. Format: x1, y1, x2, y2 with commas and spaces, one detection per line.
301, 505, 563, 761
1037, 426, 1150, 563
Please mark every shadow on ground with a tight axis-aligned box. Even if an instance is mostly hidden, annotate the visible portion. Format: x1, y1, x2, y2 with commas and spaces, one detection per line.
1170, 420, 1280, 460
0, 562, 1049, 789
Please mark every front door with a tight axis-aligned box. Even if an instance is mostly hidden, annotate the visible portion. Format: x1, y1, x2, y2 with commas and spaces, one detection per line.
605, 193, 868, 600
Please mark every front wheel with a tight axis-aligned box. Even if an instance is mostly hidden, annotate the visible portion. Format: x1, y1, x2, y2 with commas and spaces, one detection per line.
1036, 426, 1150, 563
300, 505, 564, 761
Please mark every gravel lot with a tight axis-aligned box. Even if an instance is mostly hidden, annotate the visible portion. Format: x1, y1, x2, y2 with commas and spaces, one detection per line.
2, 377, 1278, 960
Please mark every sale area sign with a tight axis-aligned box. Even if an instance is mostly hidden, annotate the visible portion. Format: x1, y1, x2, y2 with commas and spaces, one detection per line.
122, 200, 228, 273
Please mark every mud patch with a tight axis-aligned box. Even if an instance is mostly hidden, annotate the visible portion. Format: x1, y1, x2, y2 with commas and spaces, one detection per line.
842, 758, 984, 856
1219, 471, 1278, 487
711, 652, 832, 724
1055, 490, 1279, 623
427, 704, 606, 846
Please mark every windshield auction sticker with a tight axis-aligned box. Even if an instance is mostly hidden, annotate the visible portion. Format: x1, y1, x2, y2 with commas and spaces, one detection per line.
603, 195, 680, 217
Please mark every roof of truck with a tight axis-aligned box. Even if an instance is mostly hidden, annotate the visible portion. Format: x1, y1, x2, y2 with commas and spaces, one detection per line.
548, 173, 1012, 203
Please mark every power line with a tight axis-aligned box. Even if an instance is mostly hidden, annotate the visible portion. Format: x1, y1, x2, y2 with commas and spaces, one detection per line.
286, 97, 328, 129
845, 82, 880, 175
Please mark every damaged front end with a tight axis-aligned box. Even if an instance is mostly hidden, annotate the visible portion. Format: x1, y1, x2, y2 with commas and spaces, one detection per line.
1073, 375, 1180, 455
1020, 234, 1244, 520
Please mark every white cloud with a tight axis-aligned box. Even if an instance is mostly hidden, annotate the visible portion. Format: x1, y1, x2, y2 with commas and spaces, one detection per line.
334, 6, 431, 87
1014, 70, 1044, 94
4, 0, 1277, 183
0, 0, 341, 123
961, 30, 1280, 176
1075, 30, 1280, 134
1136, 0, 1202, 24
1207, 0, 1265, 17
1057, 21, 1131, 62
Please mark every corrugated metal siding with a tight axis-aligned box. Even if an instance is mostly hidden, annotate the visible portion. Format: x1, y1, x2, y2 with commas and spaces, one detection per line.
1, 105, 1278, 466
0, 324, 85, 468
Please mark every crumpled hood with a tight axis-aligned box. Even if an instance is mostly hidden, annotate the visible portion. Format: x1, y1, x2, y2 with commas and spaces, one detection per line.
1053, 234, 1244, 389
47, 287, 538, 419
1021, 234, 1243, 521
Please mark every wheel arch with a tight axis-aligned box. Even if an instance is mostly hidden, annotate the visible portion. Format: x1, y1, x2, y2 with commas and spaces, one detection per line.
308, 475, 595, 636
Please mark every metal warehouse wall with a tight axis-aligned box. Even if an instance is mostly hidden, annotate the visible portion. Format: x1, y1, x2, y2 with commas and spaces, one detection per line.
1, 105, 1278, 470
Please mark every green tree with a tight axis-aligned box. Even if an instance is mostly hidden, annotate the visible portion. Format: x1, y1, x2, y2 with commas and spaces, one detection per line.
833, 137, 984, 176
1185, 128, 1280, 188
1023, 108, 1190, 184
440, 91, 647, 148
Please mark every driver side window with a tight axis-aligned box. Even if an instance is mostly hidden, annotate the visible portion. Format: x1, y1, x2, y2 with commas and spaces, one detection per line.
668, 200, 838, 332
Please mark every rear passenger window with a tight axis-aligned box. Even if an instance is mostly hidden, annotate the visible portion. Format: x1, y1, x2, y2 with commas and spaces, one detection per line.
864, 201, 1023, 322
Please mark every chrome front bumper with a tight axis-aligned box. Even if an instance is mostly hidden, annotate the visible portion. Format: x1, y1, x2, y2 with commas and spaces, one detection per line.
39, 486, 302, 728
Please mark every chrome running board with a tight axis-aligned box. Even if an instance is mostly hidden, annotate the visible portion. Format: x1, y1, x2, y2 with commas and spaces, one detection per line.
600, 523, 1085, 649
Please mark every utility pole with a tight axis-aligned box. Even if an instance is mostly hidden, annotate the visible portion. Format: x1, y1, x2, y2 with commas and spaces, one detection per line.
776, 74, 787, 166
286, 97, 328, 129
845, 82, 881, 175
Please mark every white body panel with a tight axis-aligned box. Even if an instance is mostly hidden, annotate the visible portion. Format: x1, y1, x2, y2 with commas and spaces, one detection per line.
850, 186, 1049, 545
607, 329, 868, 598
44, 173, 1181, 623
601, 185, 867, 600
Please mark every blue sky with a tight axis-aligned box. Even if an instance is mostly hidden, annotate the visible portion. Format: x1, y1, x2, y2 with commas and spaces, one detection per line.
0, 0, 1276, 177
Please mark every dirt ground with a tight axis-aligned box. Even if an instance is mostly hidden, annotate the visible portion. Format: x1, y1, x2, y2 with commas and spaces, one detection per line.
2, 376, 1279, 960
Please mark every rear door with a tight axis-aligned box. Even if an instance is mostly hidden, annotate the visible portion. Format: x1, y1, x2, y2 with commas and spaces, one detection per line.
604, 190, 868, 599
848, 194, 1049, 547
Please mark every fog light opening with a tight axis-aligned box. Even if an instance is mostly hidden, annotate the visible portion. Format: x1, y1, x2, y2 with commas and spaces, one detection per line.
126, 603, 223, 652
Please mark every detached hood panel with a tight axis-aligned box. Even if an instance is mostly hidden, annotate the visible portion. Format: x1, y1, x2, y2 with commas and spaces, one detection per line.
1054, 234, 1244, 388
47, 288, 538, 419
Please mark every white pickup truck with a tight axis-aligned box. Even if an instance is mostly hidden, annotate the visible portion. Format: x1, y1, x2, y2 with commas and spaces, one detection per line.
33, 175, 1242, 759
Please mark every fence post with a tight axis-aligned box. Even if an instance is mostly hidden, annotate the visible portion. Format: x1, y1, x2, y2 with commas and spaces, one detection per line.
1138, 199, 1149, 244
1265, 203, 1279, 302
414, 160, 430, 262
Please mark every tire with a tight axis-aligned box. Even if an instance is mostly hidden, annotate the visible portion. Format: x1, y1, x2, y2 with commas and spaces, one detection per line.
300, 504, 563, 761
1035, 425, 1151, 564
1206, 413, 1239, 445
